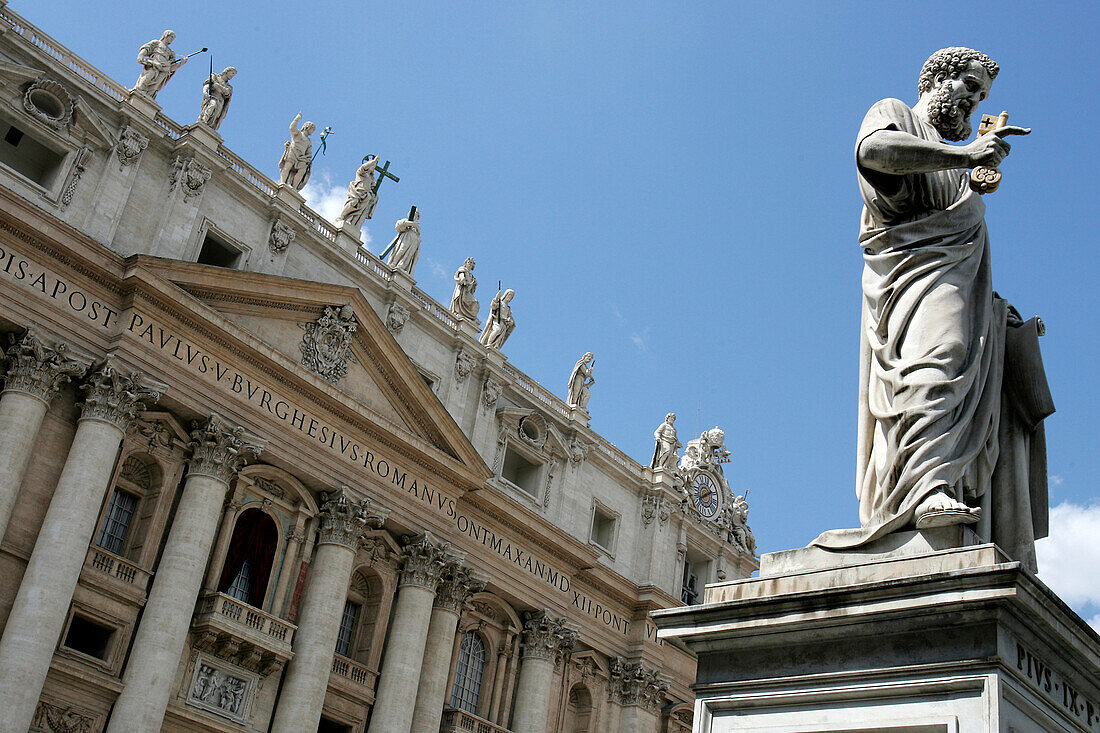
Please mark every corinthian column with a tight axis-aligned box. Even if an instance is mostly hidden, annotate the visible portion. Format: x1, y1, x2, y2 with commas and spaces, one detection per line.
366, 533, 450, 733
609, 658, 669, 733
0, 329, 86, 542
0, 357, 163, 733
271, 488, 388, 733
510, 610, 576, 733
409, 560, 484, 733
107, 415, 264, 732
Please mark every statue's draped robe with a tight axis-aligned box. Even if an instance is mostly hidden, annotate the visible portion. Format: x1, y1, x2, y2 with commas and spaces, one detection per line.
813, 99, 1049, 571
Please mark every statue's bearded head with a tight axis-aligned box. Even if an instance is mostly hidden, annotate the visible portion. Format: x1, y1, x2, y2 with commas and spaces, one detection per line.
918, 47, 999, 142
302, 121, 316, 136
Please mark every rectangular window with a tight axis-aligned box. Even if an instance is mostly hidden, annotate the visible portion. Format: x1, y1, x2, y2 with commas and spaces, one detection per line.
197, 230, 242, 268
334, 600, 360, 657
63, 615, 115, 660
590, 505, 617, 552
501, 446, 541, 497
96, 489, 138, 555
681, 559, 698, 605
0, 123, 65, 188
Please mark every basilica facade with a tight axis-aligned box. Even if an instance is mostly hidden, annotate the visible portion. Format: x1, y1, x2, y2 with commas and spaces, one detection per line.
0, 4, 757, 732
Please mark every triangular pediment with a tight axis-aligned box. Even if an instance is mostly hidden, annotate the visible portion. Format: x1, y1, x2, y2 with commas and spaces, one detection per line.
129, 258, 491, 486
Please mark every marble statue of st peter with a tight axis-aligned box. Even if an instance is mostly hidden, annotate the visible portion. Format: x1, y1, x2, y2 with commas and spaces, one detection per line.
814, 48, 1052, 571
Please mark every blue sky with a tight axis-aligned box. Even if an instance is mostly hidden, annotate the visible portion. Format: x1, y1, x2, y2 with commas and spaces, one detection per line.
23, 2, 1100, 619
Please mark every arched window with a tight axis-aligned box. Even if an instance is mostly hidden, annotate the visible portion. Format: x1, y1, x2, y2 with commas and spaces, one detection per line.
566, 684, 593, 733
95, 454, 160, 560
217, 508, 278, 608
449, 631, 486, 714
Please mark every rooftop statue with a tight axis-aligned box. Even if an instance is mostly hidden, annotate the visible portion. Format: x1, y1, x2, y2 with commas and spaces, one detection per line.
813, 48, 1053, 572
479, 289, 515, 350
679, 428, 730, 474
566, 352, 595, 410
132, 30, 188, 99
334, 156, 379, 229
650, 412, 681, 470
450, 257, 479, 321
384, 207, 421, 275
278, 113, 315, 190
198, 67, 236, 130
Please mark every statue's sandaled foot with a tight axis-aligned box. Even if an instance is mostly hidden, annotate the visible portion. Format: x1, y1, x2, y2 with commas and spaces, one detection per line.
914, 491, 980, 529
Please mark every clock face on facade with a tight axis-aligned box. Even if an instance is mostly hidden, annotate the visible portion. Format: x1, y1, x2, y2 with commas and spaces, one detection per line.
690, 472, 720, 518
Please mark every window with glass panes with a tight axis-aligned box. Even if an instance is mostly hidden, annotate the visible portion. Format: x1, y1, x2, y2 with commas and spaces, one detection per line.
226, 557, 252, 602
449, 631, 486, 714
96, 489, 138, 555
334, 600, 360, 657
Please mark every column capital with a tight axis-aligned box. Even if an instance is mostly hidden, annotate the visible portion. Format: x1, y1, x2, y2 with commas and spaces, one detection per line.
520, 610, 576, 662
186, 414, 266, 484
317, 486, 388, 548
434, 561, 486, 613
397, 532, 450, 590
608, 658, 669, 714
80, 356, 165, 429
2, 328, 87, 404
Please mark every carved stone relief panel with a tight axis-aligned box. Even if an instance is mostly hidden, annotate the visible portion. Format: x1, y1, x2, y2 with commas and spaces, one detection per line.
186, 654, 258, 724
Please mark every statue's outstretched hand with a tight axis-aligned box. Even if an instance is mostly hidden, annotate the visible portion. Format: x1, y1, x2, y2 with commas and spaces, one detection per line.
963, 125, 1030, 167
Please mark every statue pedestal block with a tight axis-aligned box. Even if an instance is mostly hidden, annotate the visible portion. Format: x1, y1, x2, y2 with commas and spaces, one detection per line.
179, 123, 223, 152
335, 221, 363, 257
390, 267, 416, 292
275, 184, 305, 210
455, 317, 481, 341
126, 90, 161, 120
653, 540, 1100, 733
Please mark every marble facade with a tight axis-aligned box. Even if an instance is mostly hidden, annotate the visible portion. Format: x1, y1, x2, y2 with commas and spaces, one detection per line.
0, 6, 756, 733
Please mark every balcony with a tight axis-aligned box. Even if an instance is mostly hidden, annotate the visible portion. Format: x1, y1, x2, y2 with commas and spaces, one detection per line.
440, 708, 512, 733
329, 654, 378, 702
191, 592, 296, 675
81, 547, 152, 602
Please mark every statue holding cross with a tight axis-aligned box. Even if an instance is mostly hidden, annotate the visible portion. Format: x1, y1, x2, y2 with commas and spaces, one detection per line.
335, 156, 379, 229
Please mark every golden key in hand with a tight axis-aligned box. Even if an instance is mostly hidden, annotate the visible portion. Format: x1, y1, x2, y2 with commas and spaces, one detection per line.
969, 110, 1011, 194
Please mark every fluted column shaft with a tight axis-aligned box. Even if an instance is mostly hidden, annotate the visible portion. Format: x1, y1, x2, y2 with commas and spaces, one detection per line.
367, 533, 450, 733
410, 563, 483, 733
0, 330, 85, 542
510, 611, 575, 733
107, 416, 264, 732
271, 488, 387, 733
0, 359, 163, 733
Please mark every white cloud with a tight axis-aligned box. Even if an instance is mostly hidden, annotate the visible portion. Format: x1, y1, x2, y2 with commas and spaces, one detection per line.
630, 332, 647, 351
1035, 501, 1100, 620
424, 257, 448, 281
300, 173, 373, 248
1051, 475, 1064, 486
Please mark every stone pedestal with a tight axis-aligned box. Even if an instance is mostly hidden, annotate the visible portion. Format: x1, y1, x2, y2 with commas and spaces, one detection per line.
652, 530, 1100, 733
367, 533, 450, 733
125, 90, 161, 120
335, 220, 363, 257
270, 489, 387, 733
0, 359, 163, 733
180, 122, 224, 152
107, 415, 263, 732
275, 183, 306, 209
390, 265, 417, 291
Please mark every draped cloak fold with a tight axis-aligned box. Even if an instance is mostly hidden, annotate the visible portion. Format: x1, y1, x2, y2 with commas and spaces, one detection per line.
813, 99, 1050, 570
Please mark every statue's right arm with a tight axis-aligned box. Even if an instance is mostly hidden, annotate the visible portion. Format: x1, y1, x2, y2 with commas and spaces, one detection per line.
858, 130, 971, 175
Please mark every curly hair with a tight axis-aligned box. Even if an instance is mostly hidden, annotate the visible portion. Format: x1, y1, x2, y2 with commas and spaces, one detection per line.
917, 47, 999, 95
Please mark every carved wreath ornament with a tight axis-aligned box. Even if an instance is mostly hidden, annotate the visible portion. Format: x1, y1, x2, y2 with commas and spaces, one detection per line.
300, 305, 357, 383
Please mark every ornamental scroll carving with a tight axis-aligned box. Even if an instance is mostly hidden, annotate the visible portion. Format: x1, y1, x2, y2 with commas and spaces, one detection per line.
520, 609, 576, 662
454, 351, 476, 383
300, 304, 357, 384
169, 155, 212, 200
79, 356, 165, 430
386, 302, 410, 335
609, 658, 669, 714
60, 147, 92, 208
434, 561, 485, 613
32, 699, 95, 733
317, 486, 388, 548
481, 377, 502, 409
397, 532, 450, 590
186, 414, 265, 484
268, 218, 295, 254
116, 125, 149, 168
3, 328, 86, 404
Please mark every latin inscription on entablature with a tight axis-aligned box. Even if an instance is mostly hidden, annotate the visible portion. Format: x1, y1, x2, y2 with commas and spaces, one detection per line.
1014, 639, 1099, 730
